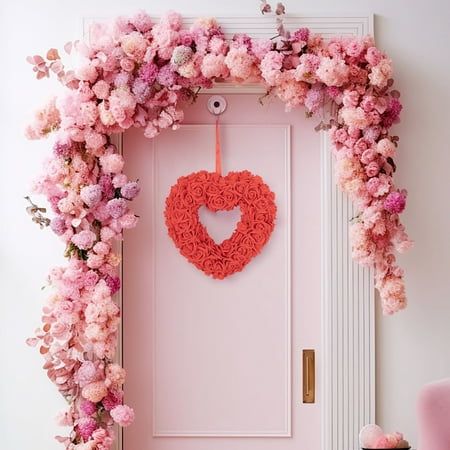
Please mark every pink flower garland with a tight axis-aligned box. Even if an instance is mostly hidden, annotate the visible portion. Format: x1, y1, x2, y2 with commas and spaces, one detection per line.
25, 8, 411, 450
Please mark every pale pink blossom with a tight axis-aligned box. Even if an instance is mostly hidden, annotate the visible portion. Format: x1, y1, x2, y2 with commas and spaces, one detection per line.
110, 405, 135, 427
376, 138, 396, 158
200, 54, 229, 79
100, 153, 125, 174
316, 57, 349, 87
368, 58, 393, 88
224, 45, 255, 81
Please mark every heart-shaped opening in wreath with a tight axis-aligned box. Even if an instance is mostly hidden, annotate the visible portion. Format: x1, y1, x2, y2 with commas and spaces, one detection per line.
198, 205, 242, 244
164, 170, 277, 279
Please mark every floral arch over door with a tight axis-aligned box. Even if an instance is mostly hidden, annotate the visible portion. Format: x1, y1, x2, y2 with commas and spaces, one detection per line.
25, 5, 411, 450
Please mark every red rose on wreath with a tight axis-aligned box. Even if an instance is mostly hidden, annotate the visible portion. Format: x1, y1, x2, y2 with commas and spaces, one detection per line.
164, 170, 277, 279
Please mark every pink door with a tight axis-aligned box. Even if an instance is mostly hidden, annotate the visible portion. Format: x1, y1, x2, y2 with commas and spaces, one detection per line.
123, 93, 321, 450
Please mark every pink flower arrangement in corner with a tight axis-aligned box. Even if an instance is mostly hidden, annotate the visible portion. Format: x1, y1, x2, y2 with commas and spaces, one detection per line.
25, 2, 411, 449
360, 424, 411, 449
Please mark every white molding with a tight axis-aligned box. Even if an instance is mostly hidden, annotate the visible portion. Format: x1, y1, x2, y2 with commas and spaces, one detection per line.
81, 13, 376, 450
320, 134, 375, 450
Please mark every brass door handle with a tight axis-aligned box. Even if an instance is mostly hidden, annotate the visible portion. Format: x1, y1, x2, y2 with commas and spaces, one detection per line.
302, 349, 315, 403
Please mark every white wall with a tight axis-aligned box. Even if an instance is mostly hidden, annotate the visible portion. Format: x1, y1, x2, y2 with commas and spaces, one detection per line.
1, 1, 449, 449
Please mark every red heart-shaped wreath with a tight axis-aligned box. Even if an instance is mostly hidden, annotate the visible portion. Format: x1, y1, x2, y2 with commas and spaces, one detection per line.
164, 170, 277, 279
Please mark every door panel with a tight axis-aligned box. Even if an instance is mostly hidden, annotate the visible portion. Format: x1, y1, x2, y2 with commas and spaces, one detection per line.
123, 94, 321, 450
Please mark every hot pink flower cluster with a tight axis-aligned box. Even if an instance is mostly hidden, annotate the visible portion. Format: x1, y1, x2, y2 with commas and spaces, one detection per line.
360, 424, 411, 449
26, 8, 410, 449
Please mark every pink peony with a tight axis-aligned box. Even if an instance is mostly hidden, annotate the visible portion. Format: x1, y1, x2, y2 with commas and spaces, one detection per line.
224, 45, 254, 81
340, 107, 370, 129
365, 161, 380, 178
384, 191, 406, 214
72, 230, 96, 250
110, 405, 135, 427
316, 57, 349, 87
104, 275, 121, 295
376, 138, 396, 158
100, 153, 125, 174
365, 46, 383, 66
92, 80, 110, 100
366, 174, 391, 197
121, 32, 148, 62
369, 58, 393, 89
294, 53, 320, 83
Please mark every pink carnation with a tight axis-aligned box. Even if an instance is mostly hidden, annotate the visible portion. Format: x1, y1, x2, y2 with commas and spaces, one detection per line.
50, 216, 67, 236
139, 62, 158, 84
102, 389, 123, 411
77, 417, 97, 441
110, 405, 135, 427
82, 381, 108, 403
72, 230, 96, 250
79, 400, 97, 417
75, 362, 99, 388
345, 38, 364, 57
304, 84, 325, 113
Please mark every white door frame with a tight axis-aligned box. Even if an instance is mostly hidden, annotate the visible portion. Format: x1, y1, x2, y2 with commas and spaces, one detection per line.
85, 13, 376, 450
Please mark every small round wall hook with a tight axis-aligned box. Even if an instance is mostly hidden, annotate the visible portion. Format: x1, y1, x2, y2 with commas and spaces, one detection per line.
207, 95, 227, 115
